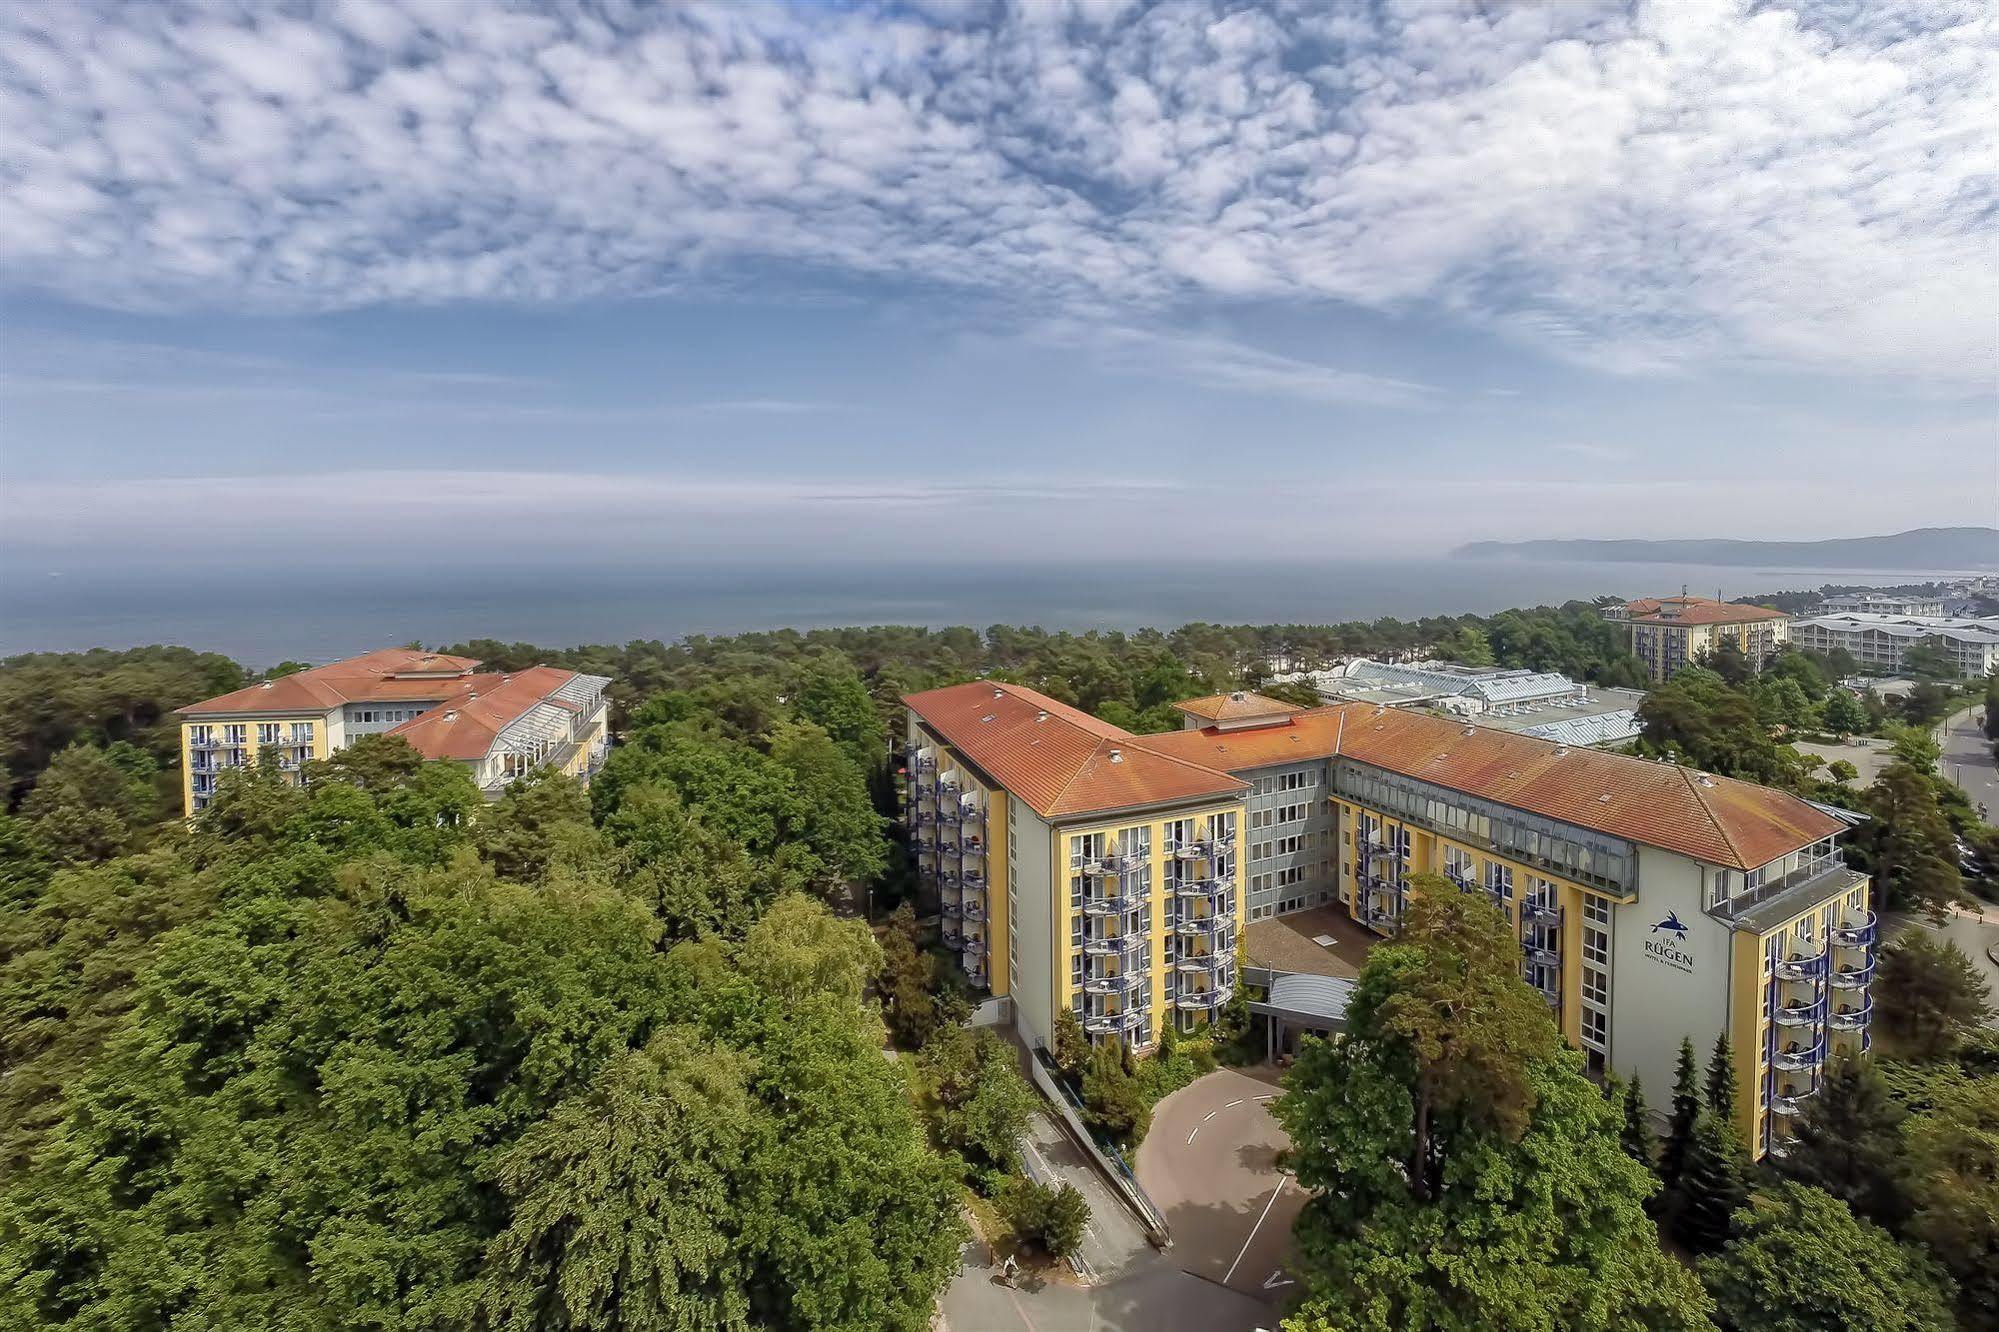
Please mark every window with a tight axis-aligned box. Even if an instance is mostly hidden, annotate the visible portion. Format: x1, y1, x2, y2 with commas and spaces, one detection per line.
223, 724, 247, 745
1581, 1007, 1607, 1052
1444, 846, 1475, 884
1582, 966, 1608, 1006
290, 723, 313, 744
1486, 863, 1514, 899
257, 723, 282, 745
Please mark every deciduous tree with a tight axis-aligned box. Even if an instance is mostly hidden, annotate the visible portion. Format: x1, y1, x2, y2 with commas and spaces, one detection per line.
1697, 1182, 1955, 1332
1874, 928, 1994, 1060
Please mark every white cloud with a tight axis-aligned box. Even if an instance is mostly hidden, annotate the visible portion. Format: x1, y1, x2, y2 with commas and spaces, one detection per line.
0, 0, 1991, 383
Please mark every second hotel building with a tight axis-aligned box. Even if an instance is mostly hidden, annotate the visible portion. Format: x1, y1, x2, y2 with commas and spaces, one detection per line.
903, 681, 1875, 1159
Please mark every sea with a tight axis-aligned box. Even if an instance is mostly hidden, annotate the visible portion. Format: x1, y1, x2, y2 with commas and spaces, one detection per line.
0, 558, 1966, 668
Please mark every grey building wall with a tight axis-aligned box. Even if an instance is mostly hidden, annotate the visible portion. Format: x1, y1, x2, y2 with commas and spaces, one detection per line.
1610, 847, 1731, 1119
1239, 758, 1339, 920
1008, 799, 1058, 1055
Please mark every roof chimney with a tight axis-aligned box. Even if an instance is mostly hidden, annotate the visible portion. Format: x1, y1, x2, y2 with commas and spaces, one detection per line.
1109, 748, 1123, 763
1036, 709, 1048, 722
259, 680, 273, 689
1552, 745, 1570, 757
443, 710, 458, 722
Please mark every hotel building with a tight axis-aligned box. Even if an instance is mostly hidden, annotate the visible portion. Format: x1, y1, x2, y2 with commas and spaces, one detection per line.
1619, 596, 1791, 682
905, 681, 1871, 1159
177, 648, 611, 815
1791, 612, 1999, 678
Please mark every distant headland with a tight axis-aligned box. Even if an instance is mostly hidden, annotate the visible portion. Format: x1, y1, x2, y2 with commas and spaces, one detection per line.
1452, 526, 1999, 571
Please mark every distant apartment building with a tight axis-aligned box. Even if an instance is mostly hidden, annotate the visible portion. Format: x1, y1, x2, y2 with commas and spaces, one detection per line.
903, 680, 1871, 1160
1620, 596, 1790, 682
1821, 592, 1947, 617
1791, 613, 1999, 678
177, 648, 611, 815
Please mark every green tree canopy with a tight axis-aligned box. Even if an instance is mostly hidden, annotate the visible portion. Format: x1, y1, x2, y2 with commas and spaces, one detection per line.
1776, 1052, 1909, 1228
1874, 928, 1994, 1060
1697, 1182, 1955, 1332
1277, 884, 1710, 1331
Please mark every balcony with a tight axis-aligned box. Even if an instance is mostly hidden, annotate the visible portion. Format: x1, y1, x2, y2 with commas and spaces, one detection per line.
1773, 999, 1826, 1028
1774, 951, 1828, 983
1084, 971, 1141, 996
1083, 934, 1139, 957
941, 898, 963, 920
962, 898, 987, 923
1175, 914, 1228, 937
1828, 1000, 1872, 1031
1365, 841, 1404, 862
1829, 961, 1874, 990
942, 924, 963, 949
1173, 876, 1231, 900
961, 835, 986, 858
936, 777, 960, 799
1831, 912, 1877, 949
1081, 891, 1137, 917
1772, 1040, 1825, 1072
914, 755, 936, 773
912, 809, 937, 827
962, 869, 986, 891
1771, 1087, 1819, 1117
188, 735, 221, 750
1175, 984, 1233, 1011
1104, 850, 1149, 874
1521, 941, 1560, 968
1171, 836, 1235, 862
1519, 900, 1560, 926
962, 933, 989, 956
1084, 1008, 1146, 1035
1176, 951, 1225, 974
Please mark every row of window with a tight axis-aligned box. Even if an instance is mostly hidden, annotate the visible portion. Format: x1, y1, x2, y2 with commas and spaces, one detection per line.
1250, 769, 1320, 796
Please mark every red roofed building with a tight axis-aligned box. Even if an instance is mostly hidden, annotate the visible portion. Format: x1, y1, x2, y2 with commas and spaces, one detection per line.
905, 679, 1869, 1160
176, 648, 610, 813
1616, 595, 1791, 681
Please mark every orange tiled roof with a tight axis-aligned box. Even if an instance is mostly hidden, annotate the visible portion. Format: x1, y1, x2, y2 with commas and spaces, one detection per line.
1143, 703, 1839, 871
386, 666, 580, 761
1171, 691, 1303, 723
902, 681, 1246, 820
177, 649, 484, 716
1626, 596, 1788, 627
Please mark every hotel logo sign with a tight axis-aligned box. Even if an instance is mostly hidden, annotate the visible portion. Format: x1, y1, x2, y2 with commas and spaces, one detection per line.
1644, 911, 1696, 975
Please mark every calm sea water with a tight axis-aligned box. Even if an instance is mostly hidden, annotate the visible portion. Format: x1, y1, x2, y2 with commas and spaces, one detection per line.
0, 558, 1955, 667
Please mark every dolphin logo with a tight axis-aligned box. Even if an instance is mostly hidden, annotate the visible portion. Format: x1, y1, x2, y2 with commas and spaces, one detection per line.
1651, 911, 1689, 942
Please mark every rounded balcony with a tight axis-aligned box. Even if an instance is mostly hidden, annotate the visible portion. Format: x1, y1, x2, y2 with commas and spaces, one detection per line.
1173, 876, 1231, 900
1176, 951, 1225, 974
1175, 914, 1226, 937
961, 932, 988, 956
1828, 999, 1873, 1031
941, 925, 963, 949
1083, 971, 1141, 996
962, 900, 987, 924
1829, 961, 1874, 990
1831, 912, 1877, 949
1081, 892, 1137, 918
1083, 1008, 1146, 1036
1774, 951, 1828, 983
1772, 1041, 1824, 1072
1773, 999, 1826, 1028
1083, 933, 1136, 957
941, 896, 963, 920
1771, 1087, 1819, 1117
1175, 984, 1233, 1011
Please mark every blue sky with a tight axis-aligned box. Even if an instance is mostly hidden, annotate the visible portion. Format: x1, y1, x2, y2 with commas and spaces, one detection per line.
1, 0, 1993, 570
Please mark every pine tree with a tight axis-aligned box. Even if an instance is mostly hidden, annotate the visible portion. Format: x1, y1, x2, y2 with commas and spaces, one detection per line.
1621, 1075, 1656, 1170
1704, 1032, 1738, 1129
1777, 1050, 1908, 1228
1672, 1110, 1748, 1253
1659, 1037, 1701, 1190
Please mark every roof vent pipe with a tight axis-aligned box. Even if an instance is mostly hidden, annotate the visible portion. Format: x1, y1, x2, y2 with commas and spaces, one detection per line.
443, 710, 458, 722
1553, 745, 1570, 757
1036, 710, 1048, 722
1109, 748, 1123, 763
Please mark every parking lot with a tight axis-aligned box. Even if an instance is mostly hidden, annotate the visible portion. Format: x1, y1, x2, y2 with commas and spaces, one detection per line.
1135, 1066, 1304, 1305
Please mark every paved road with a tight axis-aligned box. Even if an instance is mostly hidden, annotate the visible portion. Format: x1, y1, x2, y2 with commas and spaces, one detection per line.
1885, 904, 1999, 1014
1136, 1068, 1304, 1306
939, 1103, 1279, 1332
1940, 705, 1997, 823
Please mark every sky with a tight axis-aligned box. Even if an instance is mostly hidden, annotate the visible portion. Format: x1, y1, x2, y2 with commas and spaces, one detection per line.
0, 0, 1994, 572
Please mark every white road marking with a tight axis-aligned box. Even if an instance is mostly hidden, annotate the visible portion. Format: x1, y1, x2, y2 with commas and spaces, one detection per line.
1225, 1099, 1243, 1109
1256, 1094, 1277, 1102
1186, 1127, 1199, 1145
1202, 1110, 1219, 1122
1222, 1176, 1288, 1288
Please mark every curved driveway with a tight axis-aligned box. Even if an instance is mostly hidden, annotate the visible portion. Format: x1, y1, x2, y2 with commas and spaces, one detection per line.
1136, 1067, 1303, 1305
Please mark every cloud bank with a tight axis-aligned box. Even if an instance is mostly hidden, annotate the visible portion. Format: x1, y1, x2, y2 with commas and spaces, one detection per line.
2, 0, 1991, 384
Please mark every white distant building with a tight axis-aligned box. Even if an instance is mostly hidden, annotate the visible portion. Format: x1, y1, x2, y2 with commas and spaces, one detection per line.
1821, 592, 1947, 617
1306, 659, 1644, 747
1792, 613, 1999, 678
